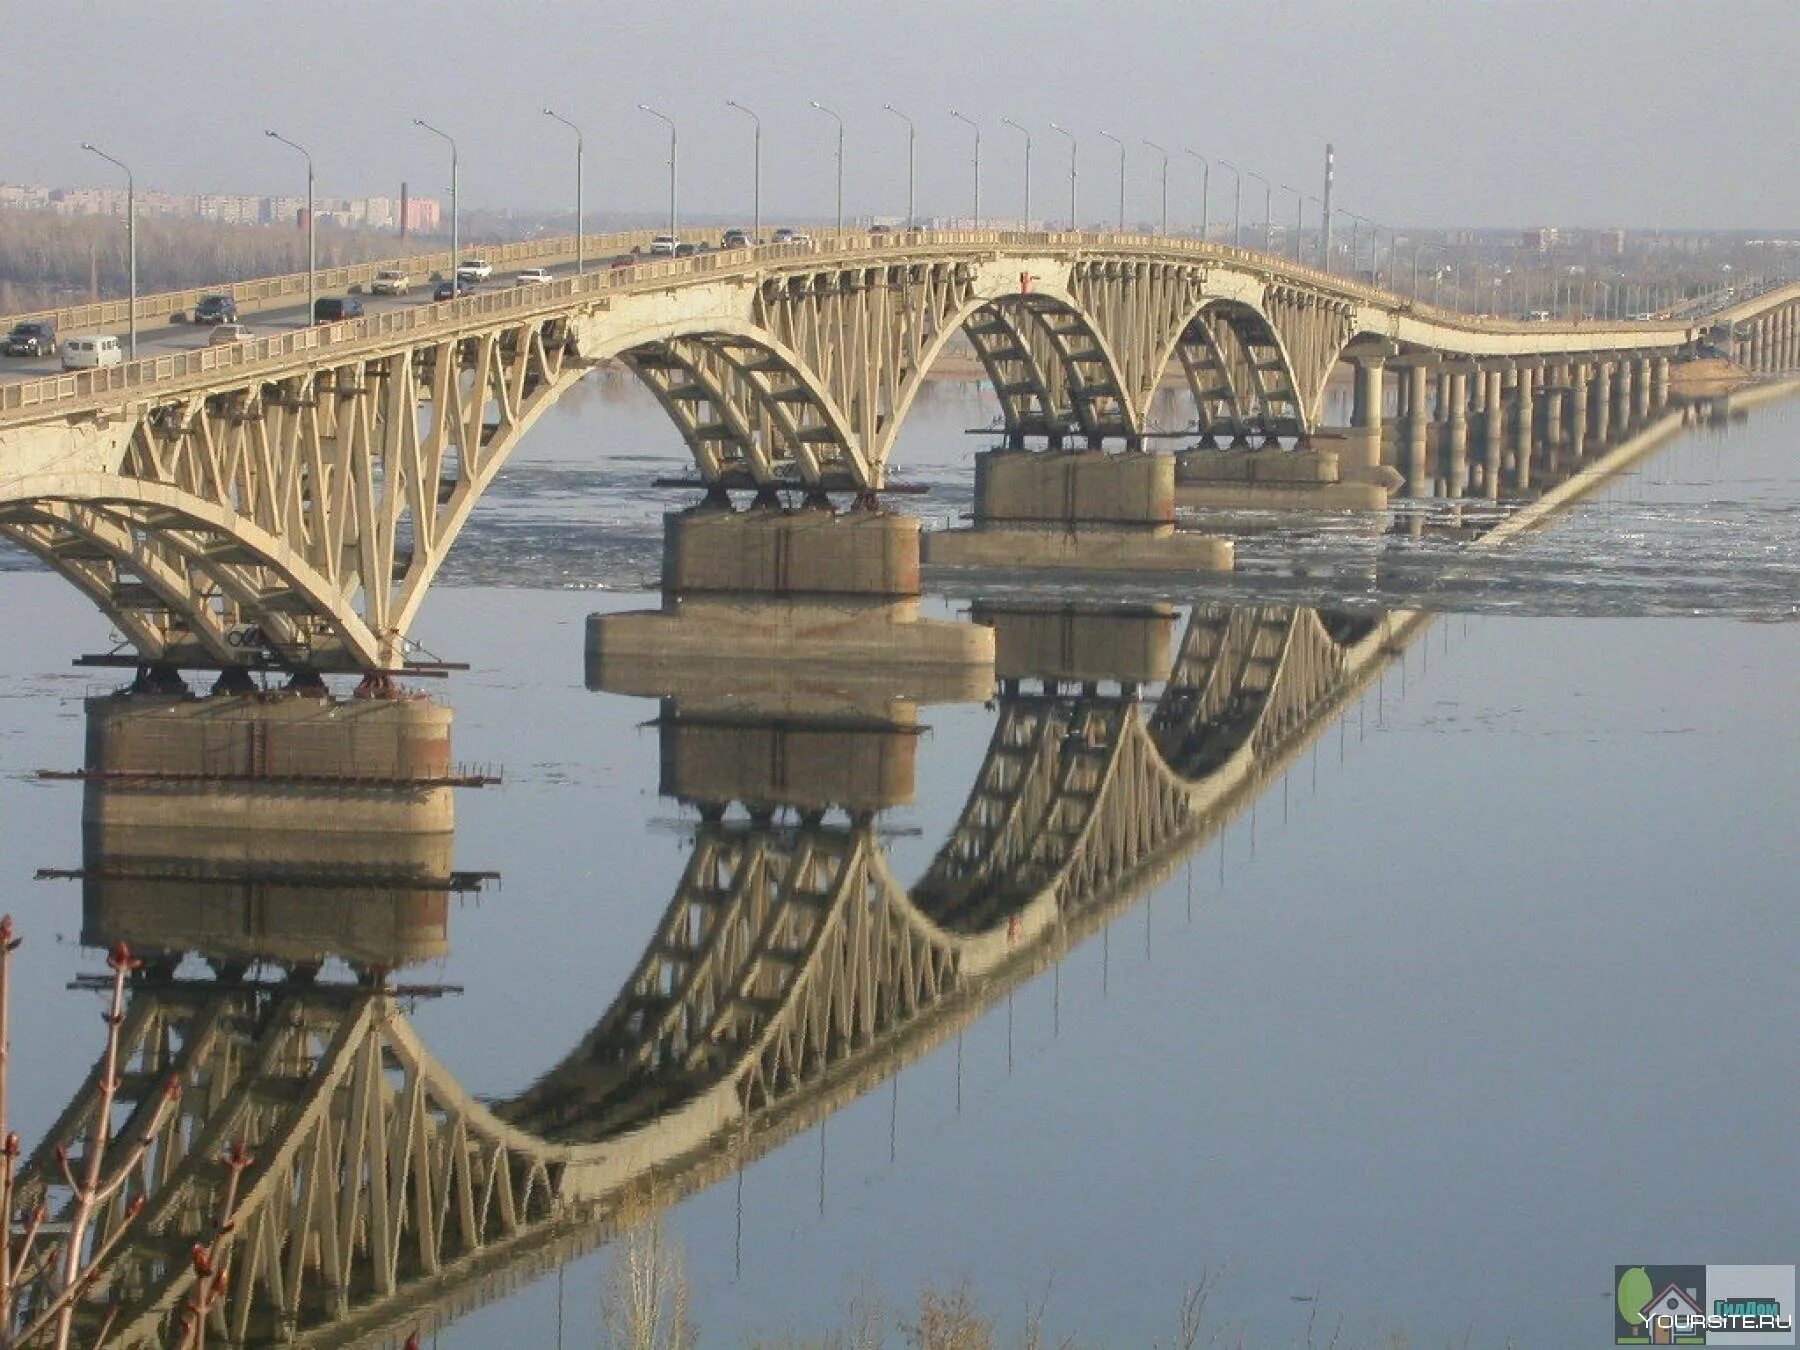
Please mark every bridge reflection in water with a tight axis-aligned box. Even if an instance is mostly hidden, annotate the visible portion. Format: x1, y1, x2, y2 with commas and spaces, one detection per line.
24, 595, 1429, 1347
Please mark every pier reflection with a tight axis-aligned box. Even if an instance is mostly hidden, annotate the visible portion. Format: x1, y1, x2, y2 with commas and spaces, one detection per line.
27, 597, 1425, 1347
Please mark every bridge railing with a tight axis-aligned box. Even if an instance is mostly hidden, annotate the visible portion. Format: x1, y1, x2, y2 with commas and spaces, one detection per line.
0, 228, 1750, 421
0, 228, 703, 335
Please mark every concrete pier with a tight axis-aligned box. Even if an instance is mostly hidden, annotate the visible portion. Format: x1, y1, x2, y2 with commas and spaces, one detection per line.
591, 506, 994, 672
925, 449, 1232, 571
79, 692, 458, 834
1174, 440, 1391, 510
974, 602, 1176, 687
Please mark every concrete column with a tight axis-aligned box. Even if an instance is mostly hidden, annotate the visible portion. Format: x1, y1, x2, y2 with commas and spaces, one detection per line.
1631, 357, 1651, 422
1512, 365, 1535, 492
1611, 359, 1632, 431
1566, 364, 1589, 463
1542, 367, 1567, 472
1345, 353, 1387, 475
1650, 355, 1670, 408
1402, 362, 1431, 497
1590, 360, 1613, 446
1482, 364, 1506, 500
1440, 366, 1470, 498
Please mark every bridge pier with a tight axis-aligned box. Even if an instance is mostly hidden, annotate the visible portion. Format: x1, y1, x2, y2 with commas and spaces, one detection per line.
1565, 364, 1590, 465
1511, 362, 1536, 493
1480, 363, 1507, 499
1439, 365, 1470, 498
924, 449, 1232, 571
79, 692, 460, 834
1540, 366, 1568, 473
1341, 344, 1393, 483
1400, 361, 1432, 497
589, 505, 994, 674
975, 601, 1176, 692
1612, 358, 1634, 433
1590, 359, 1614, 447
1630, 355, 1652, 423
1174, 435, 1391, 509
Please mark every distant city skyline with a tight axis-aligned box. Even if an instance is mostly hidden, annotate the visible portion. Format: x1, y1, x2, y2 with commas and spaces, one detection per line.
7, 1, 1798, 232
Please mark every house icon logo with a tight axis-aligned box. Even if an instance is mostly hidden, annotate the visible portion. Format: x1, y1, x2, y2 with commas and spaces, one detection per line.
1617, 1266, 1707, 1345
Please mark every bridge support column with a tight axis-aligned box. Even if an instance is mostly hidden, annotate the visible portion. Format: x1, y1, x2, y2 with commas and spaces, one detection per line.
588, 506, 995, 676
1650, 356, 1670, 409
925, 449, 1233, 571
1630, 356, 1652, 423
1611, 359, 1633, 433
1439, 366, 1470, 498
1175, 435, 1391, 509
1590, 360, 1614, 447
1541, 367, 1567, 474
1401, 362, 1432, 497
81, 693, 458, 835
1565, 364, 1590, 464
1511, 364, 1535, 493
1344, 347, 1391, 479
1481, 364, 1507, 500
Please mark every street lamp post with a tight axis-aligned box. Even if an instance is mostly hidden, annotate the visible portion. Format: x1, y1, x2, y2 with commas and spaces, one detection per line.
949, 110, 980, 228
1217, 159, 1242, 247
80, 143, 136, 359
412, 119, 459, 282
1246, 170, 1271, 253
1002, 118, 1032, 226
1280, 184, 1302, 261
1050, 122, 1078, 231
882, 104, 915, 230
1099, 130, 1125, 230
1142, 140, 1169, 235
726, 100, 762, 241
264, 132, 315, 320
637, 104, 677, 243
1309, 196, 1327, 272
1183, 149, 1210, 241
810, 101, 844, 233
541, 109, 585, 273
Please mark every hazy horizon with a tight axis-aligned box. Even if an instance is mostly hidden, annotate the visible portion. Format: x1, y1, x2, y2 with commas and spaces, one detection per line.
9, 0, 1799, 232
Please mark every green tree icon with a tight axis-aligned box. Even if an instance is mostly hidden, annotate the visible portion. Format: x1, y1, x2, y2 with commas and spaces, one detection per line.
1619, 1267, 1654, 1333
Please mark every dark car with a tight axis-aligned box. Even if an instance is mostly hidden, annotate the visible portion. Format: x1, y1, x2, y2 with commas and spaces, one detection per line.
433, 279, 476, 302
722, 228, 752, 248
3, 321, 56, 357
193, 294, 238, 325
312, 296, 366, 324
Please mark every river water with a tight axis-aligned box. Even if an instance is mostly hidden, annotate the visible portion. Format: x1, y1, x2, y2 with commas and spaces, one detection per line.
0, 381, 1794, 1348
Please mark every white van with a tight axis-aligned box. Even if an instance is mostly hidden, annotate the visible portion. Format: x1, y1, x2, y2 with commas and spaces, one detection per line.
61, 335, 124, 370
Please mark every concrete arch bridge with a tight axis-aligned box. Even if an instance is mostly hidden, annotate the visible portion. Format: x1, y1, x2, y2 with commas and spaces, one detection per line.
18, 599, 1427, 1347
3, 230, 1792, 674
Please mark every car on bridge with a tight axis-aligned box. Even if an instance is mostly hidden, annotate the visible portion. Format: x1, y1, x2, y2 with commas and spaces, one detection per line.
455, 258, 493, 282
192, 294, 238, 325
370, 269, 412, 296
772, 228, 813, 245
722, 228, 753, 248
3, 321, 56, 357
60, 334, 122, 369
647, 236, 679, 255
433, 278, 477, 301
312, 296, 365, 324
515, 267, 554, 286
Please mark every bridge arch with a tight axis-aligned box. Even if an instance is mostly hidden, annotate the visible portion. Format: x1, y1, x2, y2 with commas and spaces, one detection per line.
0, 474, 388, 668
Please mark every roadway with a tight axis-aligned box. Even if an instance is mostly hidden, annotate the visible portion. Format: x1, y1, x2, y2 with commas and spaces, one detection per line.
0, 251, 627, 385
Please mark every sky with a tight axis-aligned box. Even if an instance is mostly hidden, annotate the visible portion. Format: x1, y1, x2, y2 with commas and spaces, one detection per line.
6, 0, 1798, 231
